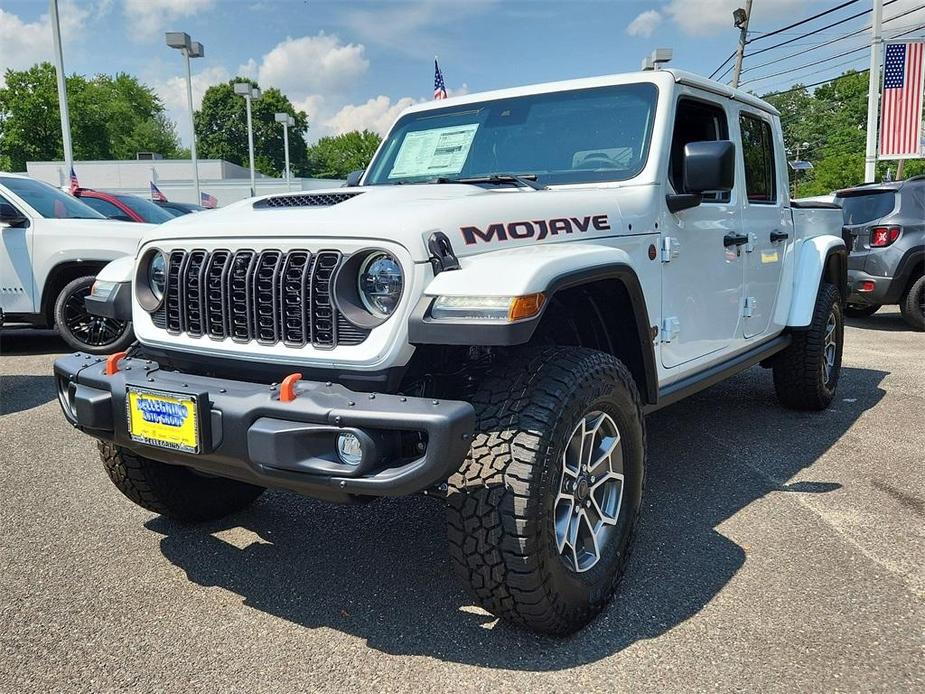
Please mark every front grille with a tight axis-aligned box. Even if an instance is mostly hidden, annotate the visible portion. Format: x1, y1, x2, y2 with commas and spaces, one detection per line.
152, 249, 370, 349
252, 192, 362, 209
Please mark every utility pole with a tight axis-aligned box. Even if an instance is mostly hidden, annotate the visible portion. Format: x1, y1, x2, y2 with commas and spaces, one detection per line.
731, 0, 753, 89
49, 0, 74, 177
864, 0, 883, 183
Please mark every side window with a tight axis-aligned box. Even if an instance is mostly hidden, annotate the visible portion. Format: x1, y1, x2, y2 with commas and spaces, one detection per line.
740, 114, 777, 204
669, 99, 730, 202
81, 196, 130, 220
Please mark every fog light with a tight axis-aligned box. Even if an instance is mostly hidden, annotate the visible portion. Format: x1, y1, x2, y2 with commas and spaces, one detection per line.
336, 432, 363, 465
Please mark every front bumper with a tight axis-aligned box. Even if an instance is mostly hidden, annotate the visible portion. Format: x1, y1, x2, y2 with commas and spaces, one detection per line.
53, 353, 475, 502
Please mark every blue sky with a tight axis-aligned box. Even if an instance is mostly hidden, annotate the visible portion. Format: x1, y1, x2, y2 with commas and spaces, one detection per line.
1, 0, 923, 145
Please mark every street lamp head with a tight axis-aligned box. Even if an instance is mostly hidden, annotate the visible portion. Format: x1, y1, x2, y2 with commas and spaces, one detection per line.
275, 112, 289, 123
188, 41, 205, 58
288, 116, 295, 127
252, 87, 262, 100
234, 82, 253, 96
733, 8, 748, 29
165, 32, 191, 50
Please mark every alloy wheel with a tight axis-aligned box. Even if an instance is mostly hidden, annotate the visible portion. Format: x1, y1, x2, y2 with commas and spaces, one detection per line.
62, 285, 128, 348
822, 309, 838, 386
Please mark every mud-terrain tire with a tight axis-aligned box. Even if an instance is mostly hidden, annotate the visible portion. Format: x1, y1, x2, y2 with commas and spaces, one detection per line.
773, 282, 843, 411
844, 303, 879, 318
446, 347, 646, 635
54, 275, 134, 354
899, 274, 925, 331
99, 442, 265, 522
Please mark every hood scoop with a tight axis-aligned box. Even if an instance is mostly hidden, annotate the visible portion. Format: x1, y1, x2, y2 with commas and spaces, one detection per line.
253, 191, 363, 209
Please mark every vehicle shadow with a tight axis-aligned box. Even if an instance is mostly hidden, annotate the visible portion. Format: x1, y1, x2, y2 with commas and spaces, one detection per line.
148, 365, 886, 671
845, 312, 913, 332
0, 374, 57, 415
0, 328, 68, 356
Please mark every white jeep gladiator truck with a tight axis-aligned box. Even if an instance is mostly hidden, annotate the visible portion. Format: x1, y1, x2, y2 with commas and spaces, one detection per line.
1, 173, 145, 353
55, 69, 848, 635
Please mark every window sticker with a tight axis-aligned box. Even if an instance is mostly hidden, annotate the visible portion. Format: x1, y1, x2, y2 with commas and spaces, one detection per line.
388, 123, 480, 179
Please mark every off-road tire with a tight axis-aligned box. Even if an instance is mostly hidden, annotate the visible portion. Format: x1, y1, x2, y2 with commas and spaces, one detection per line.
773, 282, 843, 411
844, 303, 880, 318
446, 347, 646, 635
98, 442, 265, 522
899, 274, 925, 331
54, 275, 134, 354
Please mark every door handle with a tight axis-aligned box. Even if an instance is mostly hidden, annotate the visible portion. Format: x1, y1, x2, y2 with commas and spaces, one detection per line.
723, 233, 749, 247
770, 230, 790, 243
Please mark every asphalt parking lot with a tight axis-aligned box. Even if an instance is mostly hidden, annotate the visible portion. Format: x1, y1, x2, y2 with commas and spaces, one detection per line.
1, 308, 922, 693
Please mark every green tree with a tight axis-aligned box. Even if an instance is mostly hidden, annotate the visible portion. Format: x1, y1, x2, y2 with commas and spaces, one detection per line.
194, 79, 308, 177
0, 62, 181, 171
305, 130, 382, 179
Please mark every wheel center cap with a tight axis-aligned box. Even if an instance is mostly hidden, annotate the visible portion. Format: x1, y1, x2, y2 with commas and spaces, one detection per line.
575, 476, 590, 501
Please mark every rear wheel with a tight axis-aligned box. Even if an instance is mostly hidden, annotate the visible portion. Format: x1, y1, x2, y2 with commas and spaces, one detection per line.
446, 347, 646, 635
900, 275, 925, 331
99, 442, 265, 522
54, 275, 134, 354
844, 303, 879, 318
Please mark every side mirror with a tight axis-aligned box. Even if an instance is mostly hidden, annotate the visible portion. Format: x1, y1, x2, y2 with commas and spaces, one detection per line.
0, 202, 28, 227
666, 140, 736, 213
344, 169, 365, 187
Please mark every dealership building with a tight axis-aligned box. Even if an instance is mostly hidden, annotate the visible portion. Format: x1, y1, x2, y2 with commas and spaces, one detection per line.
26, 158, 342, 207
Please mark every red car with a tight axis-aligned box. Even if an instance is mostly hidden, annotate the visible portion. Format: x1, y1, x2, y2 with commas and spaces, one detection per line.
74, 188, 174, 224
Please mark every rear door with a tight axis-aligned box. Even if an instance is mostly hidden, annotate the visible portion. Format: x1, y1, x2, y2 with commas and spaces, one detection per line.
738, 110, 791, 338
0, 193, 35, 313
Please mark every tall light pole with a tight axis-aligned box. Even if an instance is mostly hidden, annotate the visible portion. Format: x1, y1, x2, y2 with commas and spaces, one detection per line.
274, 113, 295, 191
864, 0, 884, 183
166, 32, 204, 204
234, 82, 261, 197
49, 0, 74, 179
731, 1, 752, 89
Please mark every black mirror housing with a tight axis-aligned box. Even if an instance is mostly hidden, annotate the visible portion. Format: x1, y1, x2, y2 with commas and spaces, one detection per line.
0, 202, 27, 227
682, 140, 735, 194
345, 169, 365, 187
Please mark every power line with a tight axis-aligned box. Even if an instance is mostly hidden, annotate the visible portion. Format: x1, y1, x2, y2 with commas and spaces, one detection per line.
746, 0, 861, 44
709, 52, 737, 80
763, 68, 870, 98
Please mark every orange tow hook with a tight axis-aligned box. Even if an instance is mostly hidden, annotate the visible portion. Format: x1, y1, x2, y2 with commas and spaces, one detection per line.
280, 372, 303, 403
104, 351, 128, 376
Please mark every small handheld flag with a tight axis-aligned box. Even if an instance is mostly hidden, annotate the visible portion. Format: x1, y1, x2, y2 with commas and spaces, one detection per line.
69, 167, 79, 195
434, 58, 447, 100
200, 191, 217, 209
150, 181, 168, 202
879, 41, 925, 159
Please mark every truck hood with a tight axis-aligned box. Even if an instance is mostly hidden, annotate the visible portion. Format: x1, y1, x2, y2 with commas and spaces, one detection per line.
138, 184, 640, 262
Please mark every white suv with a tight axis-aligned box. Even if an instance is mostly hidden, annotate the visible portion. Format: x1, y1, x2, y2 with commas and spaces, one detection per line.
55, 69, 847, 634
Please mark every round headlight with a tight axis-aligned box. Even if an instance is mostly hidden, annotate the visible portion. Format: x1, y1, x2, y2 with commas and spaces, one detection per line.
358, 252, 403, 318
148, 251, 167, 301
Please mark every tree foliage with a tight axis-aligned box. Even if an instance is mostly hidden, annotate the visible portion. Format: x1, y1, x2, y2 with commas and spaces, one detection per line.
0, 62, 181, 171
764, 70, 924, 197
194, 79, 308, 177
305, 130, 383, 179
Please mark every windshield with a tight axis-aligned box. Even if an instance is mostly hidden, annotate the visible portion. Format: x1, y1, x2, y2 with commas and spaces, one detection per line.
114, 194, 174, 223
0, 176, 105, 219
839, 191, 896, 225
365, 83, 658, 187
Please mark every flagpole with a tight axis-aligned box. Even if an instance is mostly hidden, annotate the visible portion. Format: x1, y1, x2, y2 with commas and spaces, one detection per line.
864, 0, 883, 183
49, 0, 74, 180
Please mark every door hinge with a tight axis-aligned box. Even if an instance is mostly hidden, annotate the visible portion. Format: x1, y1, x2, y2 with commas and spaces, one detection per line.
743, 296, 757, 318
744, 233, 756, 254
661, 316, 680, 343
660, 236, 680, 263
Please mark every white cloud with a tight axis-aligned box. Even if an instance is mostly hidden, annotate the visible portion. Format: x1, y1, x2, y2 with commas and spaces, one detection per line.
122, 0, 214, 36
662, 0, 804, 36
152, 64, 230, 146
0, 1, 89, 85
324, 95, 421, 137
255, 32, 369, 97
626, 10, 663, 38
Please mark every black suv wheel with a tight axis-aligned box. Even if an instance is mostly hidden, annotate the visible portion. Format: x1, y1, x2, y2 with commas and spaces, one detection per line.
900, 274, 925, 331
53, 275, 134, 354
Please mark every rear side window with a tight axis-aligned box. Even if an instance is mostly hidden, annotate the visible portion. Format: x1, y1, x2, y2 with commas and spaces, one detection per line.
81, 196, 128, 219
740, 114, 777, 204
840, 192, 896, 225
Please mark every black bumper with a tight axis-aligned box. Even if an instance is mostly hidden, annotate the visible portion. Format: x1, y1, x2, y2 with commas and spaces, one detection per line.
84, 281, 132, 321
53, 353, 476, 503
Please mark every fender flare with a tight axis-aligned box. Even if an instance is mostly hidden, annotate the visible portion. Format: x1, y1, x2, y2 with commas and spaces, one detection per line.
787, 235, 847, 328
408, 259, 658, 404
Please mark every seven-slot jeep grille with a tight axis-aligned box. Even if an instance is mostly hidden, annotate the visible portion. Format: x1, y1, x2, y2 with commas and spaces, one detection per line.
152, 249, 369, 348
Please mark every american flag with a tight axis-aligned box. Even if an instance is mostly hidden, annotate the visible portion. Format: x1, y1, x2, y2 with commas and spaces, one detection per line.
879, 41, 925, 158
434, 58, 447, 100
69, 166, 79, 194
150, 181, 168, 202
200, 191, 217, 209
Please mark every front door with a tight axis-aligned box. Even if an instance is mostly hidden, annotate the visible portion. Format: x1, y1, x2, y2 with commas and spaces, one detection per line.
0, 195, 34, 313
661, 98, 745, 369
738, 110, 790, 338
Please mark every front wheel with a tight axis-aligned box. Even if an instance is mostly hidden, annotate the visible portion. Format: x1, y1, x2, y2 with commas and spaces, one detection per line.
54, 275, 134, 354
446, 347, 646, 635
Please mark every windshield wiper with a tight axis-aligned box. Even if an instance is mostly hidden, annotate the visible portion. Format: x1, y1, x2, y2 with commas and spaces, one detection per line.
431, 173, 547, 191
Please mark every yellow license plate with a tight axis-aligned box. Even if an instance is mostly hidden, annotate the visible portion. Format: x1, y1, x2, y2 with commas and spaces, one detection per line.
127, 388, 200, 453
